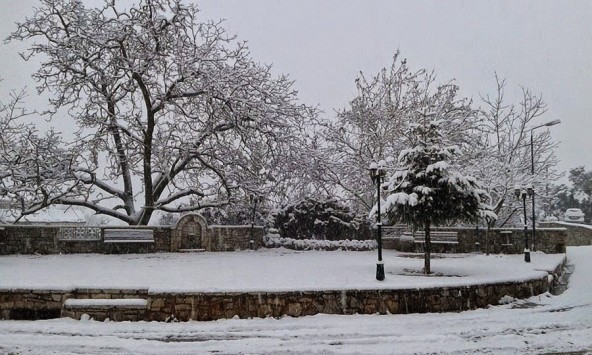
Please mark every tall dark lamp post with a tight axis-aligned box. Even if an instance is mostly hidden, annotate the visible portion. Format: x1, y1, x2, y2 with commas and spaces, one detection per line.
368, 160, 387, 281
515, 185, 533, 263
530, 119, 561, 251
249, 194, 262, 250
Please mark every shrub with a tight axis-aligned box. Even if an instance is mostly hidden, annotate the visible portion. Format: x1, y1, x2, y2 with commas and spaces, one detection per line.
271, 198, 371, 241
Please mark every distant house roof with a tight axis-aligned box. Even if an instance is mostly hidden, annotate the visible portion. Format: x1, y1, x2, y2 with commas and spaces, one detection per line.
0, 203, 86, 225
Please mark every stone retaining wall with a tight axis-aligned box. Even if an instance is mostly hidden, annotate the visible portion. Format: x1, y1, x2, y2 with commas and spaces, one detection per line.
0, 257, 566, 321
146, 278, 549, 321
0, 214, 264, 255
540, 222, 592, 246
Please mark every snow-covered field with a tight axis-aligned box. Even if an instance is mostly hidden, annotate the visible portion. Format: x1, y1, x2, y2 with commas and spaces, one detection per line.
1, 248, 590, 354
0, 249, 563, 292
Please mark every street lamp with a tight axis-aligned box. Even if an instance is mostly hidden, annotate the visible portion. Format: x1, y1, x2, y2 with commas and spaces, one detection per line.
249, 194, 262, 250
514, 185, 534, 263
530, 119, 561, 251
368, 160, 387, 281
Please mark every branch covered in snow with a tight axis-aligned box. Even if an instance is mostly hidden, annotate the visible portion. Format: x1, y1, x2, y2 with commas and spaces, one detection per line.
6, 0, 317, 224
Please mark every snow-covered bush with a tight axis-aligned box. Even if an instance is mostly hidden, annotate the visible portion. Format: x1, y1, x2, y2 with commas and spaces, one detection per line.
263, 233, 376, 251
271, 198, 371, 241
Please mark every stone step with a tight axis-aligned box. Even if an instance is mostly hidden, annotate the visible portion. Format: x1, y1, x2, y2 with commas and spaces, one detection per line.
62, 298, 148, 321
178, 248, 206, 253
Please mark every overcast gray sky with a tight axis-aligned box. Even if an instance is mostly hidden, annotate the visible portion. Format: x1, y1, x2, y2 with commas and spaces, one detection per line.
1, 0, 591, 182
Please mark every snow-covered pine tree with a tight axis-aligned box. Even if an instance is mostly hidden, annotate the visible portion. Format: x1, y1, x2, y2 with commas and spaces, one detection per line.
382, 115, 496, 274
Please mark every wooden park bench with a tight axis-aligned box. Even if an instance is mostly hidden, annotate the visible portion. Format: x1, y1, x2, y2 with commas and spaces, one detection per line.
103, 229, 154, 243
403, 230, 459, 253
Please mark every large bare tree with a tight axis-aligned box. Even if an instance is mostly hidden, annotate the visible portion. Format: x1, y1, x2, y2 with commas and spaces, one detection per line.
6, 0, 315, 225
318, 51, 479, 214
470, 75, 560, 227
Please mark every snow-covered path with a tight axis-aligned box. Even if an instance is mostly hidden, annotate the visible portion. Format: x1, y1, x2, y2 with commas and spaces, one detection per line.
0, 247, 591, 354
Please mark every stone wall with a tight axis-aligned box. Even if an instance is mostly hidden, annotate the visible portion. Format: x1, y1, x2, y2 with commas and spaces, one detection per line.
0, 257, 565, 321
0, 214, 263, 255
382, 226, 567, 254
0, 279, 553, 321
208, 225, 264, 251
455, 227, 567, 254
539, 222, 592, 246
146, 278, 551, 321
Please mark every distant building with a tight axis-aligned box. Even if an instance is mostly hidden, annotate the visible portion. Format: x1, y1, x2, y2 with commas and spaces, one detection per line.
0, 200, 85, 225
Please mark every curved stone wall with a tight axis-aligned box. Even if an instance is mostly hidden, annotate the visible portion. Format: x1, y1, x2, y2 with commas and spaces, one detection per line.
0, 257, 566, 321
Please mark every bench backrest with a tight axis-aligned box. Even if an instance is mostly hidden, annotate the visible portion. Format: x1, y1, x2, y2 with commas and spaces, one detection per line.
404, 231, 458, 242
103, 229, 154, 243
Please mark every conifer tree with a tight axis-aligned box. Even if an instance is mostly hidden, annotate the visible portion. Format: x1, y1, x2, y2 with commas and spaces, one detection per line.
383, 115, 495, 274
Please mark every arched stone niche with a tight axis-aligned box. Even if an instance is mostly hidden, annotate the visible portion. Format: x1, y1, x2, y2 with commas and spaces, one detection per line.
171, 214, 208, 251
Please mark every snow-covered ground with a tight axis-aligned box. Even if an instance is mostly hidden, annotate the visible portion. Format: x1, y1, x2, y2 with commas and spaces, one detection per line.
0, 249, 563, 292
1, 248, 590, 354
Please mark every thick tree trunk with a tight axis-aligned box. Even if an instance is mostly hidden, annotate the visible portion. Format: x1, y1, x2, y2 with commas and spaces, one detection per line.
424, 220, 431, 274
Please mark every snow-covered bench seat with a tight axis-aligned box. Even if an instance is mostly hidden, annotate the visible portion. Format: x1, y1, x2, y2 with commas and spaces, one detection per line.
103, 229, 154, 243
405, 231, 459, 253
63, 298, 148, 310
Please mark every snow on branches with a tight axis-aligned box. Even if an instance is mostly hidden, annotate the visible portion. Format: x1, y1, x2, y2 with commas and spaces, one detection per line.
382, 113, 495, 274
470, 75, 560, 227
0, 88, 75, 221
384, 118, 495, 227
319, 51, 481, 215
7, 0, 316, 225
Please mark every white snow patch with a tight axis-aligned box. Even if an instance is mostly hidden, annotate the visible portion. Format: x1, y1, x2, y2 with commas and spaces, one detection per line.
0, 247, 590, 354
0, 249, 564, 293
498, 295, 517, 304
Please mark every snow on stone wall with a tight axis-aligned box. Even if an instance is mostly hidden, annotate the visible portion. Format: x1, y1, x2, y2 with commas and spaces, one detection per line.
0, 215, 263, 254
0, 271, 560, 321
540, 222, 592, 246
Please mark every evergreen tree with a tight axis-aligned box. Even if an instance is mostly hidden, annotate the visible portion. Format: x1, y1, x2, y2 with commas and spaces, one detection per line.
382, 115, 495, 274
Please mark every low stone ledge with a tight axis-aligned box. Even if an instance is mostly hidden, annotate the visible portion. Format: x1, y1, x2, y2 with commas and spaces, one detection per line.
144, 274, 553, 321
61, 298, 149, 321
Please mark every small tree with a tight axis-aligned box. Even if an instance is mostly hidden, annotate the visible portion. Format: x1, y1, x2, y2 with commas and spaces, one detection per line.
382, 116, 495, 274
